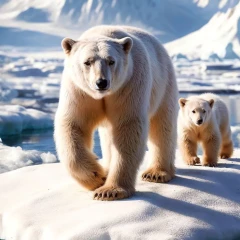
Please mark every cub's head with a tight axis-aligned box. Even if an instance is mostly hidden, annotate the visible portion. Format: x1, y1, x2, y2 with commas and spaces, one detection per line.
61, 36, 133, 99
179, 97, 214, 126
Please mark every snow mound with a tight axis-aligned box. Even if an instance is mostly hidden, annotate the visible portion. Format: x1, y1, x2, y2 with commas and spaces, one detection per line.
0, 141, 57, 173
0, 105, 53, 136
0, 150, 240, 239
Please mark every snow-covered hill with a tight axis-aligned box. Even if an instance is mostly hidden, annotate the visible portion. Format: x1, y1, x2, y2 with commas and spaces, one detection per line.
166, 1, 240, 60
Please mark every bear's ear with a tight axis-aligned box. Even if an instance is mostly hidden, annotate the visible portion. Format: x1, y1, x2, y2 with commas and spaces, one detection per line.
61, 38, 76, 55
209, 99, 214, 108
118, 37, 133, 54
179, 98, 187, 108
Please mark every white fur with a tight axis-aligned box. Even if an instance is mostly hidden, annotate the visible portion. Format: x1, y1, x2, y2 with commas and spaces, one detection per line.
55, 25, 178, 200
178, 93, 233, 166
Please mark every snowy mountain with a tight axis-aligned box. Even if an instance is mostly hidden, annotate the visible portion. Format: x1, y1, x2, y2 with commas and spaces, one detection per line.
0, 0, 239, 58
57, 0, 222, 42
166, 1, 240, 60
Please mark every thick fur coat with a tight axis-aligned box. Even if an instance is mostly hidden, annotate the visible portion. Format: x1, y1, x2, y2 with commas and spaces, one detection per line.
178, 93, 233, 166
54, 25, 178, 200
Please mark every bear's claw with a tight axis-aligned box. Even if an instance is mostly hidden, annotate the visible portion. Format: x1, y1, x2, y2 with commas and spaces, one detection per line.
93, 186, 133, 201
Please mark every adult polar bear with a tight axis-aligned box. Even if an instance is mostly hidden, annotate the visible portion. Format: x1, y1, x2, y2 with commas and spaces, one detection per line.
55, 25, 178, 201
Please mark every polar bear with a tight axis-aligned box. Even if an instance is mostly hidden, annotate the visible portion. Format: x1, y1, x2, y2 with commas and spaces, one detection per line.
178, 93, 233, 167
54, 25, 178, 201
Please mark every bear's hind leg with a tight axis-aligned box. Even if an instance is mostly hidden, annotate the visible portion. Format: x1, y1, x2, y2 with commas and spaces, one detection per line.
202, 132, 221, 167
220, 130, 233, 159
142, 103, 177, 183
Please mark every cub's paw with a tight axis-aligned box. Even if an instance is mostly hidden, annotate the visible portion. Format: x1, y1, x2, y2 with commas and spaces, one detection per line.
142, 168, 173, 183
220, 142, 233, 159
220, 154, 231, 159
93, 185, 134, 201
186, 156, 200, 165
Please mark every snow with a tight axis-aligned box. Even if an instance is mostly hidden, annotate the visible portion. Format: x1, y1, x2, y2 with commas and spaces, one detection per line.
0, 150, 239, 239
0, 0, 239, 58
231, 126, 240, 147
0, 105, 53, 135
0, 140, 57, 173
0, 84, 18, 102
0, 51, 62, 112
166, 2, 240, 60
0, 1, 239, 238
174, 60, 240, 93
40, 152, 57, 163
1, 50, 240, 99
0, 0, 239, 44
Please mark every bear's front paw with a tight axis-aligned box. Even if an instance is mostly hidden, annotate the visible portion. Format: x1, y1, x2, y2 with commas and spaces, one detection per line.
93, 185, 134, 201
186, 156, 200, 165
142, 168, 173, 183
79, 164, 107, 191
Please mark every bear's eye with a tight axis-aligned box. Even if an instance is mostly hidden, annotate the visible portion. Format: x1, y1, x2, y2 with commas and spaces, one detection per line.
203, 110, 206, 113
109, 60, 115, 66
84, 61, 91, 66
192, 110, 196, 113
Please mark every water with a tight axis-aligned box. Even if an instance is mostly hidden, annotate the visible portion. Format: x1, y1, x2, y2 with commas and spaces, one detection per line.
1, 129, 57, 154
1, 94, 240, 159
1, 129, 102, 158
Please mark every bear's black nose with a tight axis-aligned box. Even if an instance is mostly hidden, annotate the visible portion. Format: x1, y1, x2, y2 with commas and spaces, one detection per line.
197, 119, 203, 125
96, 79, 109, 90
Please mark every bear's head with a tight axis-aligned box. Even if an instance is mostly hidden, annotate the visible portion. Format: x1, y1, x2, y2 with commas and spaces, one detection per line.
61, 36, 133, 99
179, 97, 214, 126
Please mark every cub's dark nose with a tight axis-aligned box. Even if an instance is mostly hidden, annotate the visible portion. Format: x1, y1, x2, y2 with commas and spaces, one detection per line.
197, 119, 203, 125
96, 79, 109, 90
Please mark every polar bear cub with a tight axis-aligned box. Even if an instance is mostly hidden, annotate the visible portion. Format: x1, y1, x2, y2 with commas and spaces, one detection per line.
178, 93, 233, 166
54, 25, 178, 201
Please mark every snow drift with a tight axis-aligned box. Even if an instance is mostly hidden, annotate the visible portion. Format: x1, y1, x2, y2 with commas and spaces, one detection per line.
0, 150, 240, 239
0, 141, 57, 173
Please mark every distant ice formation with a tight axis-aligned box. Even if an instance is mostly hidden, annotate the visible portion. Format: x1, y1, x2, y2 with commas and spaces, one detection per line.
0, 105, 53, 136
